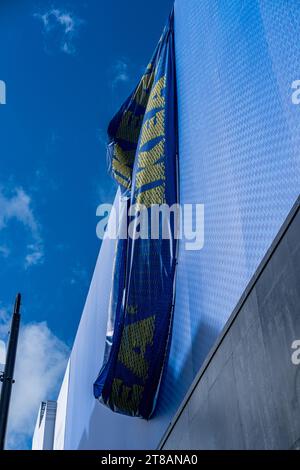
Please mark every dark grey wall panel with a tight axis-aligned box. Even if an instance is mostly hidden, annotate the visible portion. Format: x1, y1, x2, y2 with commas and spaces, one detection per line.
162, 204, 300, 450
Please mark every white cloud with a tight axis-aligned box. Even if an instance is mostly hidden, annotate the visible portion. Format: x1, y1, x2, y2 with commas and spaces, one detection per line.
0, 187, 37, 232
34, 8, 83, 55
24, 243, 44, 268
25, 244, 44, 269
0, 245, 10, 258
3, 321, 69, 449
69, 263, 88, 286
52, 11, 76, 33
112, 60, 130, 89
0, 306, 10, 339
0, 340, 6, 366
0, 187, 44, 268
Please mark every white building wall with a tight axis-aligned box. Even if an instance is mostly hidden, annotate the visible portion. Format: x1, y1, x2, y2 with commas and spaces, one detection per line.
32, 401, 57, 450
53, 361, 70, 450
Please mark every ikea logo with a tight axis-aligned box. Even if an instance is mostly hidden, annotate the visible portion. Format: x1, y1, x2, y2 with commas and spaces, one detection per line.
0, 80, 6, 104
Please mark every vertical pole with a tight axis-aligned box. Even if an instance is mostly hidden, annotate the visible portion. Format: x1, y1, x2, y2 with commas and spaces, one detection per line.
0, 293, 21, 450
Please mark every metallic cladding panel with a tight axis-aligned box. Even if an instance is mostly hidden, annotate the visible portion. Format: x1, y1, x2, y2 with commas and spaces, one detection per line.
156, 0, 300, 418
63, 0, 300, 448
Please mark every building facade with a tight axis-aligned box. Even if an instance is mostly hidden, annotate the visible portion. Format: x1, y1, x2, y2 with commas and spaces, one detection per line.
33, 0, 300, 450
32, 401, 57, 450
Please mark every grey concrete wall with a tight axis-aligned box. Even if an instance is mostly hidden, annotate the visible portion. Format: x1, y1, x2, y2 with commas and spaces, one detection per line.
162, 202, 300, 450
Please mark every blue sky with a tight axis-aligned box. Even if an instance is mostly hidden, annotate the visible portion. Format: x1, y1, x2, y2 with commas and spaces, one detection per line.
0, 0, 173, 449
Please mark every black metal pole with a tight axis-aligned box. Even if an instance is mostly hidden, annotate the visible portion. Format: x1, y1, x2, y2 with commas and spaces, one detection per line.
0, 293, 21, 450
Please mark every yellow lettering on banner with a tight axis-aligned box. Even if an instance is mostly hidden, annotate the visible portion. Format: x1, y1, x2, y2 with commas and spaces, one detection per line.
113, 172, 130, 189
136, 184, 165, 207
112, 144, 136, 189
139, 110, 165, 148
146, 76, 166, 112
118, 316, 155, 380
116, 111, 144, 143
110, 379, 144, 413
114, 143, 135, 166
134, 74, 154, 106
138, 138, 165, 168
136, 162, 165, 190
132, 63, 155, 110
112, 158, 132, 180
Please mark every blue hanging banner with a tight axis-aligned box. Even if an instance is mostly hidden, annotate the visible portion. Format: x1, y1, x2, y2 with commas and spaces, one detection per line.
94, 10, 178, 419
